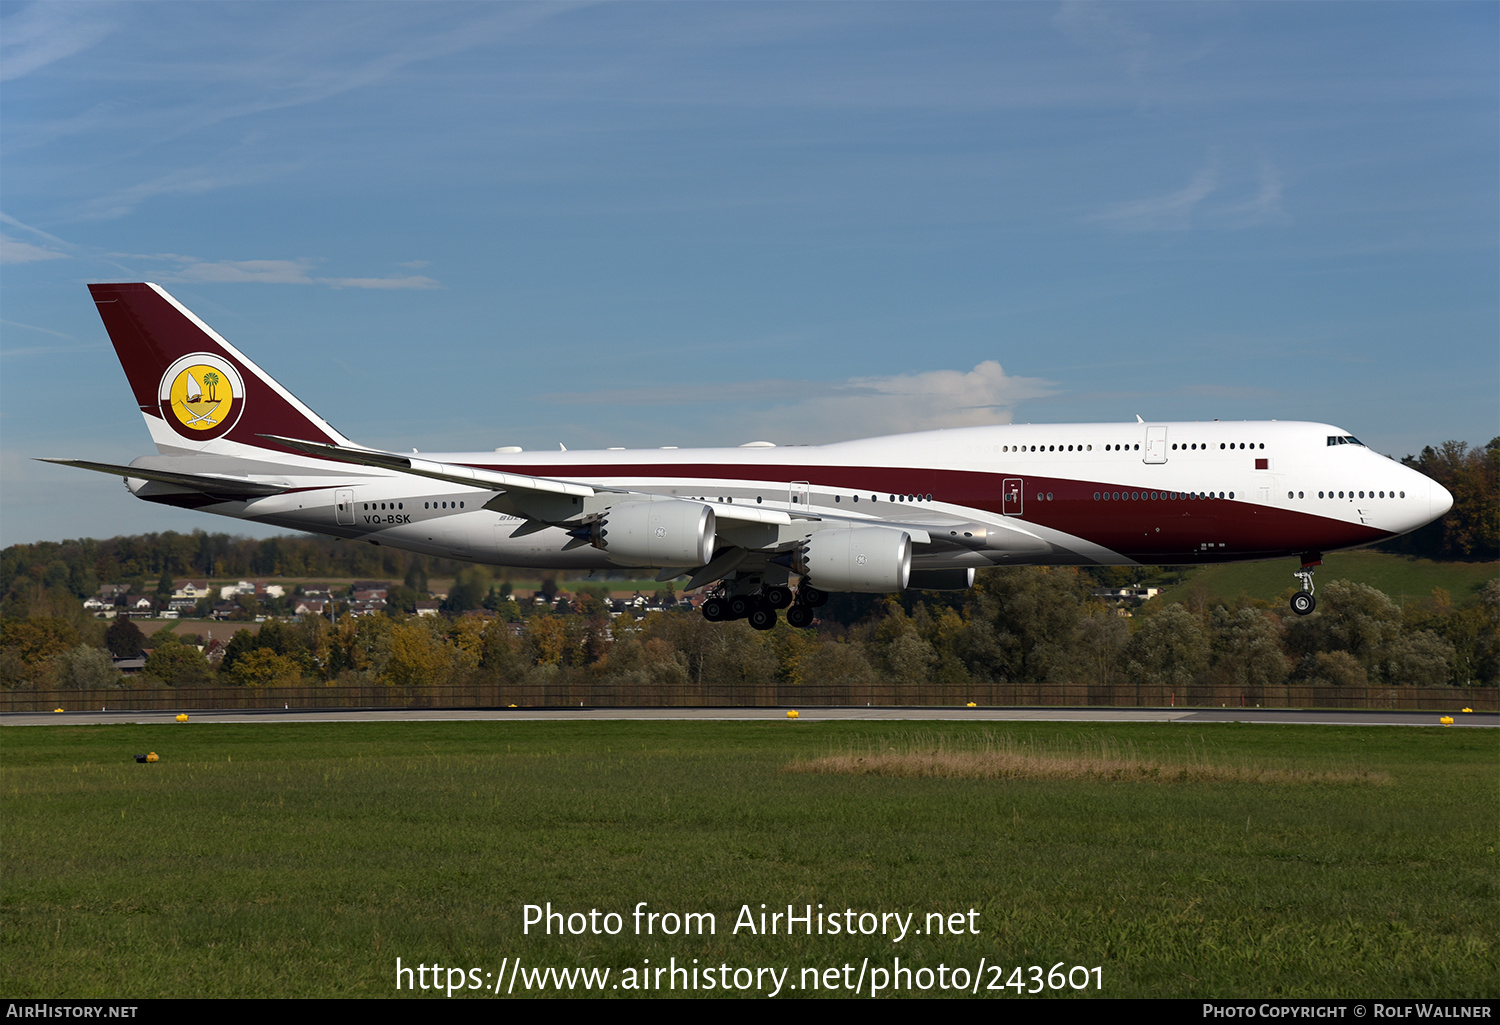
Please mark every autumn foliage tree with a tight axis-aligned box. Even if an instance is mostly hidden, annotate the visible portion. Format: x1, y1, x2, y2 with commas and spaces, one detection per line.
1382, 439, 1499, 560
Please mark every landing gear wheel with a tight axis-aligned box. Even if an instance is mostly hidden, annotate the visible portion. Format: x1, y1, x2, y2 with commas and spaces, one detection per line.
727, 594, 755, 620
798, 586, 828, 608
1291, 560, 1318, 616
702, 597, 728, 622
763, 585, 793, 609
748, 606, 777, 631
786, 604, 815, 630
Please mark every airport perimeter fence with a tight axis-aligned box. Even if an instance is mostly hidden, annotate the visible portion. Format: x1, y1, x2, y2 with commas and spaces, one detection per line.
5, 680, 1494, 713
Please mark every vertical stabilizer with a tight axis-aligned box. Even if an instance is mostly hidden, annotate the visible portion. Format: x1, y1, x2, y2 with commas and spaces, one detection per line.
88, 283, 352, 455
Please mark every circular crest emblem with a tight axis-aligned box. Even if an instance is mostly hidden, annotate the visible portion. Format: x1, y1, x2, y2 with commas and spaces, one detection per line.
158, 353, 245, 441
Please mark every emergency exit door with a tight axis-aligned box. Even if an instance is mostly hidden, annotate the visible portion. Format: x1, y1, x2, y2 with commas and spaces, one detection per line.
1003, 478, 1023, 516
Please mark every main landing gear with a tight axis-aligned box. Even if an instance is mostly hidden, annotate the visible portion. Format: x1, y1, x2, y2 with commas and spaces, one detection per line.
1290, 553, 1321, 616
700, 584, 825, 630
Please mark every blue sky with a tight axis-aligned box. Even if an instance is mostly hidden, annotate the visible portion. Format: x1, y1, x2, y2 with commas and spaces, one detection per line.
2, 2, 1495, 546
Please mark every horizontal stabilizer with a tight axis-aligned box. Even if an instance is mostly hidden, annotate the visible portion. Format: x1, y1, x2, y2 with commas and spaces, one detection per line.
38, 458, 291, 498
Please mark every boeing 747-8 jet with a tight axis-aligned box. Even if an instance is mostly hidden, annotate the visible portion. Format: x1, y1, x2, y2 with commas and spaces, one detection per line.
44, 283, 1454, 629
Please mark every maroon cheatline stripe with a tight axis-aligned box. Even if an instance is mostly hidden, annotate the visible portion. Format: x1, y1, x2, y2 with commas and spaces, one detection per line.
453, 460, 1387, 561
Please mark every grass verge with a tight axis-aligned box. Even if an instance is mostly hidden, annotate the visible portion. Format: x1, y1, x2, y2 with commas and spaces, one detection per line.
1153, 550, 1498, 607
2, 720, 1494, 999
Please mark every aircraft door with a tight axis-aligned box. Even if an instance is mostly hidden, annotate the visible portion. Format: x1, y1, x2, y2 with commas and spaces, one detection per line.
335, 489, 354, 525
1002, 478, 1023, 516
1144, 426, 1168, 464
789, 481, 810, 509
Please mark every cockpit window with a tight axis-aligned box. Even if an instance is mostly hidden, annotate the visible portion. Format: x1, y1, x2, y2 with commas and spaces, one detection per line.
1326, 435, 1365, 447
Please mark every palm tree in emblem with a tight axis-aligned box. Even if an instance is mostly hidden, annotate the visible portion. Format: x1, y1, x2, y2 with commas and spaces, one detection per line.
178, 370, 221, 426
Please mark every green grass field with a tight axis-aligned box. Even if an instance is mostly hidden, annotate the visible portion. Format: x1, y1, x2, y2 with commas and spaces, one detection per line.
3, 720, 1494, 999
1153, 551, 1497, 608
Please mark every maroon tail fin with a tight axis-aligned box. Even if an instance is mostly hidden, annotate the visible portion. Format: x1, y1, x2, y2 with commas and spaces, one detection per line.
89, 283, 350, 454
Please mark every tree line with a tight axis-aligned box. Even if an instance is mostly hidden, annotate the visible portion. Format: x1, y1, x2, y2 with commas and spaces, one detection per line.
1375, 438, 1498, 561
0, 530, 472, 606
3, 565, 1495, 693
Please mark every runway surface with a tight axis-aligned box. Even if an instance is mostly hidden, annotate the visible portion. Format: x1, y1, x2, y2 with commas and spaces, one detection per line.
4, 706, 1494, 727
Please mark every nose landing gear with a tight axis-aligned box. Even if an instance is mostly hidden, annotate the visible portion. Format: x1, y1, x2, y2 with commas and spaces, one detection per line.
1290, 553, 1321, 615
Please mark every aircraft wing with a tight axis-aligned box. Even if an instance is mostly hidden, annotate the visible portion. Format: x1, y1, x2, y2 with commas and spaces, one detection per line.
261, 434, 599, 498
261, 434, 802, 528
37, 458, 293, 499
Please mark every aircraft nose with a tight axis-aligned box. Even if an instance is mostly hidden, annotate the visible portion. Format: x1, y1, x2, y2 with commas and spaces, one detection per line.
1430, 479, 1454, 521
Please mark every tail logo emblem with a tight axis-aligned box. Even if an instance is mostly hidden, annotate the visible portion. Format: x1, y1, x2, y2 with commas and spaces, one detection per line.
158, 353, 245, 440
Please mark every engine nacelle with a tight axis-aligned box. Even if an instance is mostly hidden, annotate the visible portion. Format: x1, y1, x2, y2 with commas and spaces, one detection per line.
792, 527, 912, 593
930, 522, 1050, 555
576, 500, 716, 568
906, 567, 975, 591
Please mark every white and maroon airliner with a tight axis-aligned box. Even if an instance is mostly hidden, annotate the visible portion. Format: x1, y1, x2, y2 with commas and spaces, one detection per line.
45, 283, 1453, 629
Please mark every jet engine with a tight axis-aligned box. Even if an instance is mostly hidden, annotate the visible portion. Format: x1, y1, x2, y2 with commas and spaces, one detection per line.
790, 527, 912, 593
569, 500, 716, 567
906, 567, 975, 591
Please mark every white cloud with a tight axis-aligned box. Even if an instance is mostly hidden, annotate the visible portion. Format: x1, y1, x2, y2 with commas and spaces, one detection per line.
548, 361, 1054, 442
0, 3, 117, 82
1218, 159, 1287, 228
324, 276, 440, 291
1053, 2, 1155, 80
0, 234, 68, 264
128, 254, 442, 290
1092, 164, 1219, 232
780, 361, 1054, 438
75, 167, 276, 221
1091, 157, 1287, 232
0, 213, 74, 263
167, 259, 318, 285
